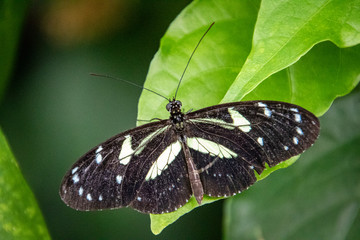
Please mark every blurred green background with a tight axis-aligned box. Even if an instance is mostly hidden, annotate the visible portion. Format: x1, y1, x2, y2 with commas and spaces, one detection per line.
0, 1, 224, 239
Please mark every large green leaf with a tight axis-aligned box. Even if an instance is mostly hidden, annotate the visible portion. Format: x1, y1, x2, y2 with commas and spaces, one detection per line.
0, 0, 28, 101
137, 0, 360, 234
223, 0, 360, 108
0, 129, 51, 240
224, 91, 360, 240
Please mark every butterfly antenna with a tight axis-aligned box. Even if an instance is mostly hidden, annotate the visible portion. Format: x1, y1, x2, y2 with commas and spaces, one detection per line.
174, 22, 215, 99
90, 73, 169, 101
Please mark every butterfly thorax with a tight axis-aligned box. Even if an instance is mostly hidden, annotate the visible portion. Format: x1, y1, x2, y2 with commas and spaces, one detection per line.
167, 99, 184, 131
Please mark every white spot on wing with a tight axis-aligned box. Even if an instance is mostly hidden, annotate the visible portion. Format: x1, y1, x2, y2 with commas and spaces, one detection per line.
257, 137, 264, 146
119, 135, 134, 165
293, 137, 299, 145
294, 114, 302, 123
137, 197, 142, 201
264, 107, 272, 117
145, 141, 182, 180
96, 146, 103, 153
86, 193, 92, 201
284, 145, 289, 151
296, 127, 304, 135
79, 187, 83, 196
116, 175, 122, 184
71, 167, 78, 174
187, 137, 238, 159
258, 102, 272, 117
258, 102, 267, 107
95, 146, 103, 164
72, 174, 79, 183
96, 152, 102, 164
99, 195, 103, 201
228, 107, 251, 132
290, 108, 299, 112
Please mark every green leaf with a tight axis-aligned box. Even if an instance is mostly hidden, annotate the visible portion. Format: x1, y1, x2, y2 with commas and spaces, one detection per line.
0, 0, 28, 102
137, 0, 360, 234
224, 91, 360, 240
0, 129, 51, 240
222, 0, 360, 108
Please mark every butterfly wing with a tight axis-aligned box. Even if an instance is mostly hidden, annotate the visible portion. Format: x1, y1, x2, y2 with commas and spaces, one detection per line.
185, 100, 320, 198
60, 120, 192, 214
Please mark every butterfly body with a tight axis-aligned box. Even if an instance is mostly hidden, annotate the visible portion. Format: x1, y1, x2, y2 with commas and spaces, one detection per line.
60, 100, 319, 214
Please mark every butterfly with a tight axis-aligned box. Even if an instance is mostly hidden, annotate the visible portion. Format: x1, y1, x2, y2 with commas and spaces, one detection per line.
59, 23, 320, 214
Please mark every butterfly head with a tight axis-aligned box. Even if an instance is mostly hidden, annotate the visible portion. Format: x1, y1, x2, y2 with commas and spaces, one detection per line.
166, 98, 182, 113
167, 98, 184, 129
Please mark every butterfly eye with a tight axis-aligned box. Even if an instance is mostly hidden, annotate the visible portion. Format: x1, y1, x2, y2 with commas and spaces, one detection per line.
175, 100, 182, 108
166, 102, 172, 112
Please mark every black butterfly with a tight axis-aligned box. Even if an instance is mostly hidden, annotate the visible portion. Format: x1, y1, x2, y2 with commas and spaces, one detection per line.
59, 23, 320, 214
